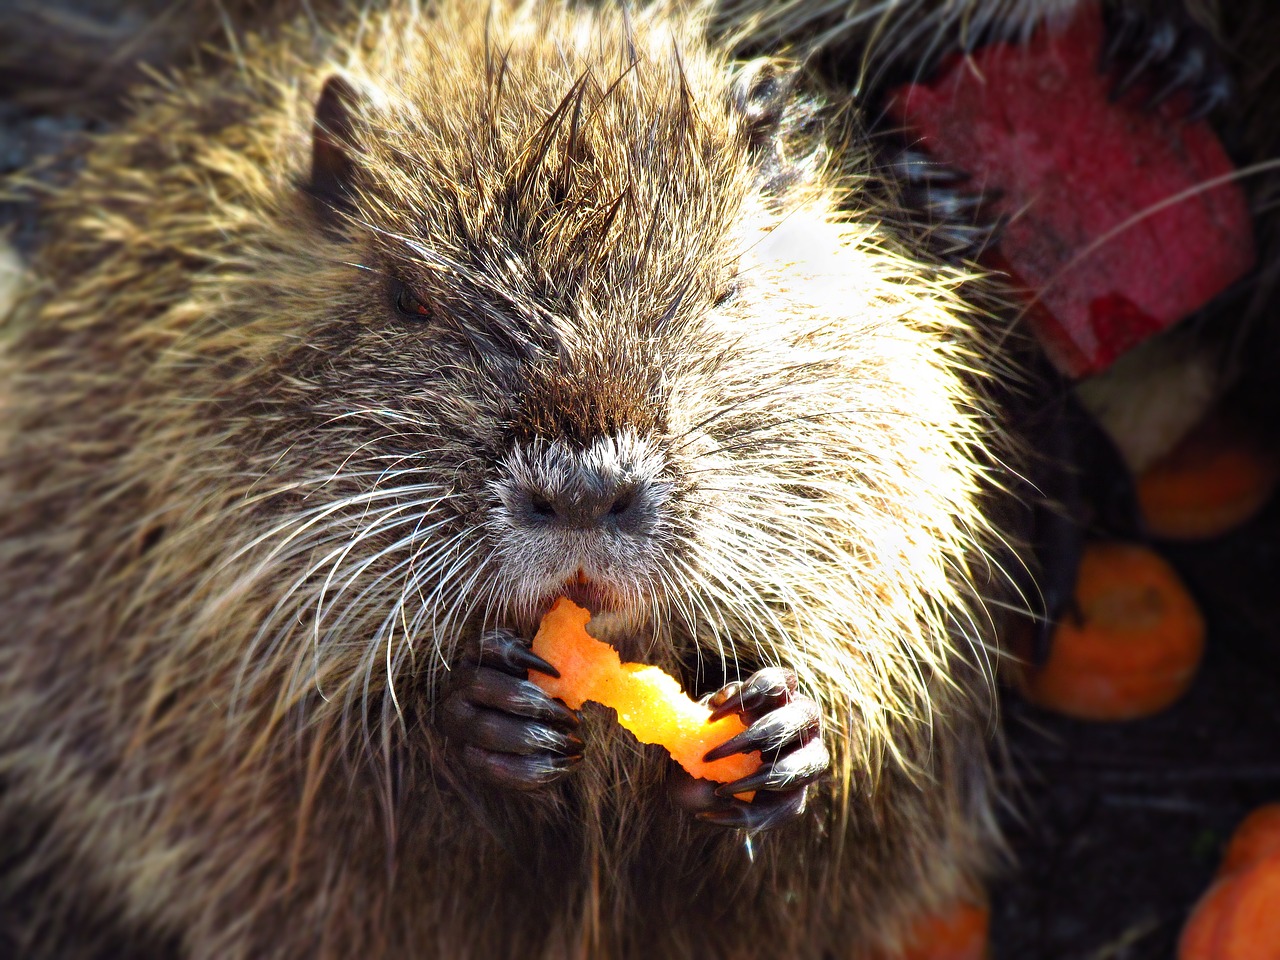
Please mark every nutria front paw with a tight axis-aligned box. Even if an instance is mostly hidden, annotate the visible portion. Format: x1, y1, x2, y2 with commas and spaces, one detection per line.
668, 667, 829, 831
440, 627, 583, 791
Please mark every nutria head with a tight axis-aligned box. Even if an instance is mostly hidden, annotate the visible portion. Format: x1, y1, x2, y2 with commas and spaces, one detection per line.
225, 3, 994, 725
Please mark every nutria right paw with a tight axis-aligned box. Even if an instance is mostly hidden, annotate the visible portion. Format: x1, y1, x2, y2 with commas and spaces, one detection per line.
668, 668, 830, 831
440, 627, 583, 791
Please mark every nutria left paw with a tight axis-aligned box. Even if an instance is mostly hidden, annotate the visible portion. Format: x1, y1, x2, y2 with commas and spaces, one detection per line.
439, 627, 584, 791
668, 667, 829, 831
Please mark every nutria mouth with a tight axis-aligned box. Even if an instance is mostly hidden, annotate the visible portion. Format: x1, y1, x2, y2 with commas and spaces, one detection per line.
522, 570, 654, 656
541, 575, 628, 625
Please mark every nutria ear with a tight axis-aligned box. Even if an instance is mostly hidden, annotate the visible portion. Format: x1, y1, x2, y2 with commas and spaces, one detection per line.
730, 59, 820, 197
308, 73, 371, 220
729, 58, 797, 152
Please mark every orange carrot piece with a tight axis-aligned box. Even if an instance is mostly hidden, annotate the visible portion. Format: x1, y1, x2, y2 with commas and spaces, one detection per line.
1019, 542, 1205, 721
529, 597, 761, 785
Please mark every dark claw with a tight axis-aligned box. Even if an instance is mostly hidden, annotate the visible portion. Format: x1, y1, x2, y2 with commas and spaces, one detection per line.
705, 666, 796, 723
443, 689, 583, 756
1018, 385, 1088, 666
1144, 44, 1205, 110
923, 189, 988, 220
439, 627, 583, 791
477, 626, 559, 678
1012, 357, 1143, 665
703, 699, 820, 762
1188, 71, 1234, 122
880, 141, 1003, 261
1027, 500, 1086, 666
941, 219, 1005, 254
695, 788, 810, 831
671, 764, 812, 831
888, 147, 969, 186
462, 672, 581, 727
675, 667, 829, 831
1109, 20, 1178, 102
1100, 7, 1143, 72
460, 746, 581, 792
715, 738, 830, 797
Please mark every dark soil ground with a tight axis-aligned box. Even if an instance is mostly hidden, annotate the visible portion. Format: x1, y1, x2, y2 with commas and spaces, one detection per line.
2, 4, 1279, 959
992, 502, 1280, 959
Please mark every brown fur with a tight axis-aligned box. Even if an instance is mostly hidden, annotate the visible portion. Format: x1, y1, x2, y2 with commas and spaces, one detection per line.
0, 1, 1027, 958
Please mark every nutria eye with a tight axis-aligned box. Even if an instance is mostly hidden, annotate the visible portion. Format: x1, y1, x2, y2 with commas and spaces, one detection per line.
713, 282, 740, 308
393, 281, 433, 320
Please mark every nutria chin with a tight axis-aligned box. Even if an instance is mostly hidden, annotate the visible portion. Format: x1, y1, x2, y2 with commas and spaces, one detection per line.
0, 1, 1019, 957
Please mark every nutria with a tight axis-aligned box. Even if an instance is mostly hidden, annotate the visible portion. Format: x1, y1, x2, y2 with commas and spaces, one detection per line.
0, 0, 1048, 957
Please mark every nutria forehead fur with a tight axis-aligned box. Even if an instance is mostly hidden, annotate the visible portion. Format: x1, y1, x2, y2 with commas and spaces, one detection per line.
0, 1, 1011, 957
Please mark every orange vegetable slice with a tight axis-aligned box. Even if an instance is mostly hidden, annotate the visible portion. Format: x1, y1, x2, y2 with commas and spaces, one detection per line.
1137, 413, 1278, 541
1019, 542, 1205, 721
529, 597, 761, 786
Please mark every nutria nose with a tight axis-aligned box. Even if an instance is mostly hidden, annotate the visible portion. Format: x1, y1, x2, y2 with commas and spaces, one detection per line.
528, 482, 640, 529
501, 433, 669, 536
